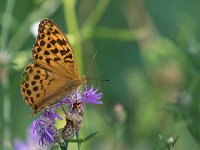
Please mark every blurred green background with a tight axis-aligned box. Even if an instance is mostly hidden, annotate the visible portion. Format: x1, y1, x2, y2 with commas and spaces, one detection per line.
1, 0, 200, 149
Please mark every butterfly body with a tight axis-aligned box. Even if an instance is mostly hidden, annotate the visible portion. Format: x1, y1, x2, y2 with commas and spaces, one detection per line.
21, 18, 86, 115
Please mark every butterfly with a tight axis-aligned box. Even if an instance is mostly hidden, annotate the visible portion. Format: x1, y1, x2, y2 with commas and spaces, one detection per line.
21, 18, 87, 115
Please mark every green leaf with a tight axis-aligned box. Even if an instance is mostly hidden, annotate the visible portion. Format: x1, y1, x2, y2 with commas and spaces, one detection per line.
84, 131, 99, 141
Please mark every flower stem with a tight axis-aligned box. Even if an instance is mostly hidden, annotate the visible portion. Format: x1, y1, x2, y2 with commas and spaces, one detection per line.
76, 132, 81, 150
1, 0, 15, 149
81, 0, 111, 40
63, 0, 83, 74
1, 0, 15, 51
2, 70, 11, 150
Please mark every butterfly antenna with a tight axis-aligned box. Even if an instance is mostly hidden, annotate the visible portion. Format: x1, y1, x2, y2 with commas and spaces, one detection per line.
88, 51, 109, 82
90, 51, 98, 64
87, 77, 110, 82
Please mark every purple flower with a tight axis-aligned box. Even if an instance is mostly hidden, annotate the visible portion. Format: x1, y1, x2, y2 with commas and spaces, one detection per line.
43, 109, 63, 122
28, 85, 103, 146
83, 86, 103, 104
32, 109, 61, 146
59, 86, 103, 107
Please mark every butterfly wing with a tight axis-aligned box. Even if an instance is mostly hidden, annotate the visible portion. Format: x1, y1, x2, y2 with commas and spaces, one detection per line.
32, 18, 79, 79
21, 62, 80, 114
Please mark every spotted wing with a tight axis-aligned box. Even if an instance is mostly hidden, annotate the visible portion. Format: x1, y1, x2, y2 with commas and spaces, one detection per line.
32, 18, 79, 79
21, 62, 70, 114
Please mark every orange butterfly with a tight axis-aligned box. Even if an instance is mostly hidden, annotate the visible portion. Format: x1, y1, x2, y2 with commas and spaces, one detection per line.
21, 18, 86, 115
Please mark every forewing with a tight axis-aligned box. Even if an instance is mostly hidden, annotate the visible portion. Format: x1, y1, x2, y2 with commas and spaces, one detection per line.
32, 18, 79, 79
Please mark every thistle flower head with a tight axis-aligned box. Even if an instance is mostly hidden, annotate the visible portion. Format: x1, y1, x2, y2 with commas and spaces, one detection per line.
83, 86, 103, 104
32, 109, 62, 146
60, 86, 103, 109
29, 85, 102, 146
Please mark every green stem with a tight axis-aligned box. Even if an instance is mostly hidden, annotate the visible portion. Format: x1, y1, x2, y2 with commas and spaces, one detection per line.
7, 0, 61, 53
76, 132, 81, 150
81, 0, 111, 40
2, 69, 11, 150
1, 0, 15, 149
82, 0, 110, 28
63, 0, 83, 74
0, 0, 15, 51
94, 27, 138, 41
